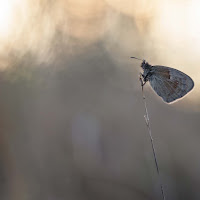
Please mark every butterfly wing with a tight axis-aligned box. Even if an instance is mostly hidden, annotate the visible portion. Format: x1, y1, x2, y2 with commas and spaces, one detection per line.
149, 66, 194, 103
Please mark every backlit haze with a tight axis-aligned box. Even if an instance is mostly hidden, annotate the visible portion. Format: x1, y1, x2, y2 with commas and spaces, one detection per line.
0, 0, 199, 108
0, 1, 199, 200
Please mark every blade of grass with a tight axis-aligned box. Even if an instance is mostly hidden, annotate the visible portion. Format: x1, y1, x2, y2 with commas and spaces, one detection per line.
140, 76, 166, 200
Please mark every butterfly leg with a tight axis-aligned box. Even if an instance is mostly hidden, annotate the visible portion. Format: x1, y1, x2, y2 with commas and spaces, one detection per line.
139, 73, 147, 87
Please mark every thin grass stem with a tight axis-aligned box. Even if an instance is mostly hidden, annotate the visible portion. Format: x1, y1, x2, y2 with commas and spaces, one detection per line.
140, 77, 166, 200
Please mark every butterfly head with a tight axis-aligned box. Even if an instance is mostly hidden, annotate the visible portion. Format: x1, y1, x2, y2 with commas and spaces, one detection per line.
141, 60, 151, 70
141, 60, 152, 81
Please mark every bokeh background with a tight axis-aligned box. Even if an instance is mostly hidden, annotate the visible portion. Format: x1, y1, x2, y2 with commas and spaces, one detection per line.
0, 0, 199, 199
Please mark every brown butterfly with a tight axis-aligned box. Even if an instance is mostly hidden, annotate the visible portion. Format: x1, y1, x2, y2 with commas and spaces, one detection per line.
131, 57, 194, 103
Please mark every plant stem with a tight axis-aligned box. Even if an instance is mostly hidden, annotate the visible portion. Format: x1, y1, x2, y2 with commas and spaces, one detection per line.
140, 78, 166, 200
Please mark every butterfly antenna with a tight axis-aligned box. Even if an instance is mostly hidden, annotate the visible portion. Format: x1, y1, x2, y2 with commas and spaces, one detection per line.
130, 56, 143, 61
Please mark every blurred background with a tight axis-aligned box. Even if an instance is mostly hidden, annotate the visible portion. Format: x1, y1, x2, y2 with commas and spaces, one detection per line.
0, 0, 199, 199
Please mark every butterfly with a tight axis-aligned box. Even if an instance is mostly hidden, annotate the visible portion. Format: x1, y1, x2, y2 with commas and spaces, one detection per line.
131, 57, 194, 103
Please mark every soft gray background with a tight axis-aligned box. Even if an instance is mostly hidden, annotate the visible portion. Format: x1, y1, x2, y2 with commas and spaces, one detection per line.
0, 0, 199, 200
